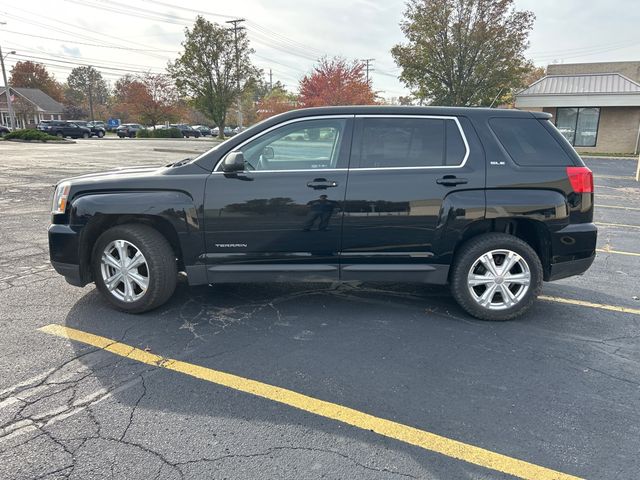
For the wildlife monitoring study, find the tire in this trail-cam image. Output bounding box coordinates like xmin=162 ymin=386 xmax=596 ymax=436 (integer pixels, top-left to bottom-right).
xmin=56 ymin=132 xmax=64 ymax=138
xmin=92 ymin=224 xmax=177 ymax=313
xmin=450 ymin=233 xmax=543 ymax=321
xmin=97 ymin=131 xmax=105 ymax=138
xmin=82 ymin=132 xmax=90 ymax=139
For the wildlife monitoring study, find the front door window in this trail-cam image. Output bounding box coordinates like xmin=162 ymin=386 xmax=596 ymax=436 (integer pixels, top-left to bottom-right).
xmin=237 ymin=119 xmax=347 ymax=171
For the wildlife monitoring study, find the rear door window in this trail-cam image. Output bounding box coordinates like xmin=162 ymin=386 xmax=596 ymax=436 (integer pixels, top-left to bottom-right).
xmin=489 ymin=118 xmax=573 ymax=166
xmin=355 ymin=117 xmax=466 ymax=168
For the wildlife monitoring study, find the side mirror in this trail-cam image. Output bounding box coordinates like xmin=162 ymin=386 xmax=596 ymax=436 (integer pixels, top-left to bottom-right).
xmin=262 ymin=146 xmax=275 ymax=160
xmin=222 ymin=151 xmax=246 ymax=172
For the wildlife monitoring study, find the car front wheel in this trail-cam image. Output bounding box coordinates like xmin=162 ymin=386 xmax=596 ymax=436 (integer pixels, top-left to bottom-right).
xmin=450 ymin=233 xmax=543 ymax=321
xmin=82 ymin=132 xmax=90 ymax=139
xmin=92 ymin=224 xmax=177 ymax=313
xmin=97 ymin=131 xmax=105 ymax=138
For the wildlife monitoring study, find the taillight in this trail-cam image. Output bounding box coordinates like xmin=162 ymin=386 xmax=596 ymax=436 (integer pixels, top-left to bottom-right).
xmin=566 ymin=166 xmax=593 ymax=193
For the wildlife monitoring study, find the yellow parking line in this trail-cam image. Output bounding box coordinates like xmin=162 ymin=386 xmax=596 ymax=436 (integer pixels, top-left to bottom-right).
xmin=596 ymin=204 xmax=640 ymax=211
xmin=594 ymin=174 xmax=635 ymax=180
xmin=540 ymin=296 xmax=640 ymax=315
xmin=595 ymin=222 xmax=640 ymax=230
xmin=597 ymin=248 xmax=640 ymax=257
xmin=38 ymin=324 xmax=583 ymax=480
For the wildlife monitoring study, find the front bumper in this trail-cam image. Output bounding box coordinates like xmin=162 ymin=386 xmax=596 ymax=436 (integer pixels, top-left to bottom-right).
xmin=49 ymin=224 xmax=89 ymax=287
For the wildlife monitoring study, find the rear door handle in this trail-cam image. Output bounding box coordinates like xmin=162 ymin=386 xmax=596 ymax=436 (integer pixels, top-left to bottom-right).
xmin=436 ymin=175 xmax=468 ymax=186
xmin=307 ymin=178 xmax=338 ymax=190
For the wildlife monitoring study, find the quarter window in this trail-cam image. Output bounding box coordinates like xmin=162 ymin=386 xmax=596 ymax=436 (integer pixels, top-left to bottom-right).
xmin=489 ymin=117 xmax=573 ymax=166
xmin=356 ymin=118 xmax=466 ymax=168
xmin=238 ymin=119 xmax=346 ymax=171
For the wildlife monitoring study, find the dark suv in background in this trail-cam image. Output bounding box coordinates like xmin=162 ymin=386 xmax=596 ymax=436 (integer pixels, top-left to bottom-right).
xmin=69 ymin=120 xmax=106 ymax=138
xmin=38 ymin=120 xmax=92 ymax=139
xmin=116 ymin=123 xmax=145 ymax=138
xmin=171 ymin=124 xmax=201 ymax=138
xmin=48 ymin=106 xmax=596 ymax=321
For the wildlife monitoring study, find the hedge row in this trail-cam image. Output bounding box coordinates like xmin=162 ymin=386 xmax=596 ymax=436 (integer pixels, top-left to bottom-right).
xmin=4 ymin=129 xmax=62 ymax=142
xmin=137 ymin=128 xmax=183 ymax=138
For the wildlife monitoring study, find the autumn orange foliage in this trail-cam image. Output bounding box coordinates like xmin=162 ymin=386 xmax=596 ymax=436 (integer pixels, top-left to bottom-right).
xmin=299 ymin=57 xmax=377 ymax=107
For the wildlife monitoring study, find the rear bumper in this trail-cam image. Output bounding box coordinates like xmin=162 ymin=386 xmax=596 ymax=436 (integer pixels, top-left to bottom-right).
xmin=547 ymin=254 xmax=596 ymax=281
xmin=547 ymin=222 xmax=597 ymax=281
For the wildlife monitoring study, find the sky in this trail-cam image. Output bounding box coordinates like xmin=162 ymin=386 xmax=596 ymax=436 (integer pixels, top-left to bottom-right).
xmin=1 ymin=0 xmax=639 ymax=99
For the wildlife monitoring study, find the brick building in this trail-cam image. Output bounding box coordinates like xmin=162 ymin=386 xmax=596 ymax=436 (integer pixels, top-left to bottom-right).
xmin=515 ymin=61 xmax=640 ymax=155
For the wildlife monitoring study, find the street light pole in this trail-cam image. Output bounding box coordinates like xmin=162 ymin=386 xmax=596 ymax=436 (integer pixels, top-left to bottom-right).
xmin=0 ymin=22 xmax=16 ymax=129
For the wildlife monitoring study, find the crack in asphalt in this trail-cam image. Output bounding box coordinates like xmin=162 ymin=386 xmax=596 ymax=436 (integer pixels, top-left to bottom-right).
xmin=174 ymin=445 xmax=418 ymax=479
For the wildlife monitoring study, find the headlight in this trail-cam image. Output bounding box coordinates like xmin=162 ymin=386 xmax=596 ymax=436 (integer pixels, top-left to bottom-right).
xmin=52 ymin=182 xmax=71 ymax=214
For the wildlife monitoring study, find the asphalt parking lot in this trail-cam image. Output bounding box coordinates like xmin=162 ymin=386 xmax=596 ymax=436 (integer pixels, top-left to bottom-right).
xmin=0 ymin=138 xmax=639 ymax=480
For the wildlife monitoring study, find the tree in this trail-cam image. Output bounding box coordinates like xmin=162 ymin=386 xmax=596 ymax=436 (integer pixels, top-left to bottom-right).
xmin=110 ymin=74 xmax=146 ymax=122
xmin=66 ymin=66 xmax=109 ymax=120
xmin=169 ymin=16 xmax=257 ymax=138
xmin=298 ymin=57 xmax=377 ymax=107
xmin=256 ymin=87 xmax=298 ymax=121
xmin=136 ymin=73 xmax=180 ymax=126
xmin=391 ymin=0 xmax=535 ymax=106
xmin=9 ymin=61 xmax=64 ymax=102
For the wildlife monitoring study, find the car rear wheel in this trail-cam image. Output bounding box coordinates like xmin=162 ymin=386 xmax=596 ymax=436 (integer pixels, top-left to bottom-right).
xmin=56 ymin=132 xmax=64 ymax=138
xmin=450 ymin=233 xmax=543 ymax=321
xmin=92 ymin=224 xmax=177 ymax=313
xmin=82 ymin=132 xmax=90 ymax=139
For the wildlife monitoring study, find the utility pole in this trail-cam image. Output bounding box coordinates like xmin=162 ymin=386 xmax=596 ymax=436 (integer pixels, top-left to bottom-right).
xmin=87 ymin=67 xmax=95 ymax=121
xmin=226 ymin=18 xmax=245 ymax=129
xmin=362 ymin=58 xmax=375 ymax=86
xmin=269 ymin=69 xmax=273 ymax=91
xmin=0 ymin=22 xmax=16 ymax=130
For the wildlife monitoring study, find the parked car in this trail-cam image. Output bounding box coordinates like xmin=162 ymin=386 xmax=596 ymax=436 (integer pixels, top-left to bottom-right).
xmin=191 ymin=125 xmax=211 ymax=136
xmin=0 ymin=125 xmax=10 ymax=137
xmin=211 ymin=126 xmax=234 ymax=137
xmin=69 ymin=120 xmax=106 ymax=138
xmin=116 ymin=124 xmax=145 ymax=138
xmin=37 ymin=120 xmax=91 ymax=139
xmin=48 ymin=106 xmax=596 ymax=320
xmin=89 ymin=121 xmax=107 ymax=130
xmin=170 ymin=124 xmax=201 ymax=138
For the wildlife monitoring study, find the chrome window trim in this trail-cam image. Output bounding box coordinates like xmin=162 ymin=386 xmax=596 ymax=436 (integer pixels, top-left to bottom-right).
xmin=213 ymin=113 xmax=471 ymax=173
xmin=213 ymin=115 xmax=354 ymax=172
xmin=352 ymin=114 xmax=470 ymax=170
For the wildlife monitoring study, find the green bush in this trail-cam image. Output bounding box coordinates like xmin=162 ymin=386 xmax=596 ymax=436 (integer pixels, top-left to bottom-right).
xmin=136 ymin=129 xmax=151 ymax=138
xmin=4 ymin=129 xmax=61 ymax=142
xmin=151 ymin=128 xmax=183 ymax=138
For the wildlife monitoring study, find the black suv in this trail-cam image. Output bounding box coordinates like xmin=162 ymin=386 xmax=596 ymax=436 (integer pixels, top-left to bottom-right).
xmin=171 ymin=124 xmax=202 ymax=138
xmin=116 ymin=123 xmax=145 ymax=138
xmin=38 ymin=120 xmax=92 ymax=139
xmin=69 ymin=120 xmax=106 ymax=138
xmin=48 ymin=107 xmax=596 ymax=320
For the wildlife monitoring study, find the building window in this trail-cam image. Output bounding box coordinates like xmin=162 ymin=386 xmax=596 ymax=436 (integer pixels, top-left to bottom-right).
xmin=556 ymin=107 xmax=600 ymax=147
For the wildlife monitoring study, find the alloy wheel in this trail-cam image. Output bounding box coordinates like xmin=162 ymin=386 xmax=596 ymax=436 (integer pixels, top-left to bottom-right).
xmin=100 ymin=239 xmax=149 ymax=303
xmin=467 ymin=249 xmax=531 ymax=311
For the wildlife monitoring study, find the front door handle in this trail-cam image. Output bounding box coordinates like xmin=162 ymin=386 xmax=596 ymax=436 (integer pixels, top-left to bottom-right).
xmin=436 ymin=175 xmax=468 ymax=186
xmin=307 ymin=178 xmax=338 ymax=190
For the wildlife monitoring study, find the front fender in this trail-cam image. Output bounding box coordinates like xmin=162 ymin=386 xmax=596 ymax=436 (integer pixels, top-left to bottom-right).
xmin=70 ymin=190 xmax=203 ymax=267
